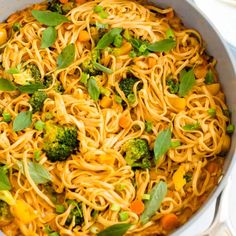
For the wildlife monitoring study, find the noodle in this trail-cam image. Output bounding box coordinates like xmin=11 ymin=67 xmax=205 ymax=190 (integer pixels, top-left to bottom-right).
xmin=0 ymin=0 xmax=232 ymax=235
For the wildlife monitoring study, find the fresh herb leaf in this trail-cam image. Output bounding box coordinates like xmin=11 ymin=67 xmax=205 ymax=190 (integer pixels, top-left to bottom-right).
xmin=92 ymin=62 xmax=113 ymax=74
xmin=57 ymin=43 xmax=75 ymax=69
xmin=96 ymin=28 xmax=123 ymax=49
xmin=147 ymin=39 xmax=176 ymax=53
xmin=178 ymin=69 xmax=196 ymax=97
xmin=183 ymin=122 xmax=200 ymax=131
xmin=18 ymin=83 xmax=44 ymax=94
xmin=13 ymin=111 xmax=32 ymax=132
xmin=0 ymin=166 xmax=12 ymax=190
xmin=97 ymin=223 xmax=132 ymax=236
xmin=87 ymin=77 xmax=100 ymax=101
xmin=28 ymin=162 xmax=51 ymax=185
xmin=32 ymin=10 xmax=70 ymax=26
xmin=140 ymin=181 xmax=167 ymax=224
xmin=205 ymin=69 xmax=214 ymax=85
xmin=0 ymin=78 xmax=17 ymax=91
xmin=154 ymin=128 xmax=172 ymax=164
xmin=41 ymin=26 xmax=57 ymax=48
xmin=166 ymin=28 xmax=175 ymax=39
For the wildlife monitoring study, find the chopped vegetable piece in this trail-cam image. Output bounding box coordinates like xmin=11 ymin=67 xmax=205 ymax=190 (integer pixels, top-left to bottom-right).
xmin=173 ymin=165 xmax=186 ymax=191
xmin=80 ymin=72 xmax=89 ymax=85
xmin=167 ymin=79 xmax=179 ymax=94
xmin=93 ymin=62 xmax=113 ymax=74
xmin=168 ymin=97 xmax=186 ymax=111
xmin=55 ymin=204 xmax=66 ymax=213
xmin=12 ymin=22 xmax=21 ymax=32
xmin=127 ymin=94 xmax=136 ymax=104
xmin=226 ymin=124 xmax=235 ymax=134
xmin=119 ymin=115 xmax=131 ymax=129
xmin=34 ymin=150 xmax=41 ymax=161
xmin=114 ymin=95 xmax=123 ymax=104
xmin=166 ymin=28 xmax=175 ymax=39
xmin=90 ymin=226 xmax=100 ymax=234
xmin=119 ymin=211 xmax=129 ymax=221
xmin=100 ymin=96 xmax=113 ymax=108
xmin=130 ymin=200 xmax=144 ymax=215
xmin=145 ymin=121 xmax=153 ymax=133
xmin=208 ymin=108 xmax=216 ymax=117
xmin=183 ymin=122 xmax=200 ymax=131
xmin=0 ymin=166 xmax=11 ymax=191
xmin=111 ymin=203 xmax=121 ymax=212
xmin=113 ymin=34 xmax=123 ymax=48
xmin=78 ymin=30 xmax=90 ymax=42
xmin=206 ymin=83 xmax=220 ymax=96
xmin=2 ymin=112 xmax=11 ymax=123
xmin=142 ymin=194 xmax=150 ymax=200
xmin=205 ymin=69 xmax=214 ymax=85
xmin=206 ymin=162 xmax=219 ymax=174
xmin=160 ymin=213 xmax=179 ymax=231
xmin=171 ymin=140 xmax=181 ymax=148
xmin=183 ymin=172 xmax=192 ymax=182
xmin=34 ymin=120 xmax=45 ymax=131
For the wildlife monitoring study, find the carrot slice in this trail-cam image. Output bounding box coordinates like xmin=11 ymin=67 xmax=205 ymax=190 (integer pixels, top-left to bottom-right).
xmin=78 ymin=30 xmax=90 ymax=42
xmin=130 ymin=200 xmax=145 ymax=215
xmin=161 ymin=213 xmax=179 ymax=231
xmin=119 ymin=115 xmax=131 ymax=129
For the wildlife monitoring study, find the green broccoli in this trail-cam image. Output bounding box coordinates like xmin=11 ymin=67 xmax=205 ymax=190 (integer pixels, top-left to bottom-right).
xmin=44 ymin=75 xmax=65 ymax=93
xmin=48 ymin=0 xmax=74 ymax=15
xmin=29 ymin=91 xmax=48 ymax=113
xmin=122 ymin=138 xmax=151 ymax=169
xmin=27 ymin=64 xmax=42 ymax=84
xmin=119 ymin=77 xmax=142 ymax=103
xmin=43 ymin=122 xmax=79 ymax=162
xmin=0 ymin=200 xmax=12 ymax=224
xmin=66 ymin=200 xmax=84 ymax=227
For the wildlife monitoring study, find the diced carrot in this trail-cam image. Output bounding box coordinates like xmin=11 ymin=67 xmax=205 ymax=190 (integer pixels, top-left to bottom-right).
xmin=147 ymin=57 xmax=156 ymax=69
xmin=206 ymin=162 xmax=219 ymax=174
xmin=75 ymin=0 xmax=87 ymax=4
xmin=98 ymin=153 xmax=115 ymax=165
xmin=59 ymin=0 xmax=68 ymax=3
xmin=119 ymin=115 xmax=131 ymax=129
xmin=100 ymin=96 xmax=113 ymax=108
xmin=160 ymin=213 xmax=179 ymax=231
xmin=130 ymin=200 xmax=145 ymax=215
xmin=166 ymin=10 xmax=174 ymax=19
xmin=78 ymin=30 xmax=90 ymax=42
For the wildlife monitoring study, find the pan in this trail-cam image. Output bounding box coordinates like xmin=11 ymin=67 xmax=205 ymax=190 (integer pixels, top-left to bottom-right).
xmin=0 ymin=0 xmax=235 ymax=235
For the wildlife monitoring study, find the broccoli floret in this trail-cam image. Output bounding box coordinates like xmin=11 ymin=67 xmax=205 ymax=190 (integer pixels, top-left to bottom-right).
xmin=27 ymin=64 xmax=42 ymax=84
xmin=119 ymin=77 xmax=142 ymax=98
xmin=122 ymin=138 xmax=151 ymax=169
xmin=66 ymin=200 xmax=84 ymax=227
xmin=29 ymin=91 xmax=48 ymax=113
xmin=43 ymin=122 xmax=79 ymax=162
xmin=81 ymin=49 xmax=100 ymax=76
xmin=0 ymin=200 xmax=12 ymax=224
xmin=48 ymin=0 xmax=74 ymax=15
xmin=44 ymin=75 xmax=65 ymax=93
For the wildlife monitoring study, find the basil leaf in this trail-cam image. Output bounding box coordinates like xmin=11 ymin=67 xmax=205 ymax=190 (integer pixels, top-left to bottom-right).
xmin=205 ymin=69 xmax=214 ymax=85
xmin=41 ymin=26 xmax=57 ymax=48
xmin=28 ymin=162 xmax=51 ymax=185
xmin=93 ymin=62 xmax=113 ymax=74
xmin=0 ymin=78 xmax=17 ymax=91
xmin=140 ymin=181 xmax=167 ymax=225
xmin=178 ymin=68 xmax=196 ymax=97
xmin=96 ymin=28 xmax=123 ymax=49
xmin=87 ymin=77 xmax=100 ymax=101
xmin=147 ymin=39 xmax=176 ymax=53
xmin=57 ymin=43 xmax=75 ymax=69
xmin=154 ymin=128 xmax=172 ymax=164
xmin=18 ymin=83 xmax=44 ymax=94
xmin=183 ymin=122 xmax=200 ymax=131
xmin=0 ymin=166 xmax=12 ymax=191
xmin=97 ymin=223 xmax=132 ymax=236
xmin=32 ymin=10 xmax=69 ymax=26
xmin=13 ymin=111 xmax=32 ymax=132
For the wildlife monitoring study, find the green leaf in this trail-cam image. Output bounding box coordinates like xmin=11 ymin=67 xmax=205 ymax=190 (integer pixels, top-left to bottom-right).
xmin=92 ymin=62 xmax=113 ymax=74
xmin=171 ymin=140 xmax=181 ymax=148
xmin=0 ymin=166 xmax=12 ymax=191
xmin=178 ymin=68 xmax=196 ymax=97
xmin=147 ymin=39 xmax=176 ymax=52
xmin=6 ymin=68 xmax=21 ymax=74
xmin=140 ymin=181 xmax=167 ymax=225
xmin=18 ymin=83 xmax=44 ymax=94
xmin=154 ymin=128 xmax=172 ymax=164
xmin=32 ymin=10 xmax=69 ymax=26
xmin=205 ymin=69 xmax=214 ymax=85
xmin=0 ymin=78 xmax=17 ymax=91
xmin=87 ymin=77 xmax=100 ymax=101
xmin=28 ymin=162 xmax=51 ymax=185
xmin=183 ymin=122 xmax=200 ymax=131
xmin=96 ymin=28 xmax=123 ymax=49
xmin=41 ymin=26 xmax=57 ymax=48
xmin=97 ymin=223 xmax=132 ymax=236
xmin=57 ymin=44 xmax=75 ymax=69
xmin=13 ymin=111 xmax=32 ymax=132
